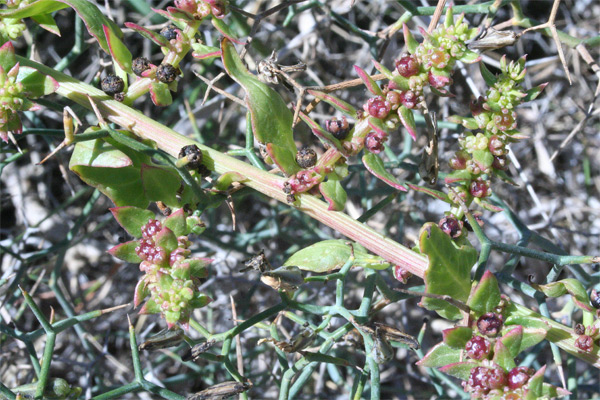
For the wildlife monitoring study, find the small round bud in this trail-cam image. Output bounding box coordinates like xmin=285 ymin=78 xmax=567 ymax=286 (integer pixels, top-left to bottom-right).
xmin=591 ymin=289 xmax=600 ymax=309
xmin=507 ymin=366 xmax=534 ymax=390
xmin=156 ymin=63 xmax=179 ymax=83
xmin=439 ymin=216 xmax=463 ymax=238
xmin=465 ymin=336 xmax=491 ymax=360
xmin=160 ymin=25 xmax=178 ymax=41
xmin=101 ymin=75 xmax=124 ymax=95
xmin=366 ymin=96 xmax=391 ymax=119
xmin=477 ymin=312 xmax=503 ymax=337
xmin=325 ymin=116 xmax=350 ymax=140
xmin=395 ymin=53 xmax=419 ymax=77
xmin=296 ymin=147 xmax=317 ymax=169
xmin=365 ymin=132 xmax=385 ymax=154
xmin=470 ymin=179 xmax=491 ymax=198
xmin=575 ymin=335 xmax=594 ymax=353
xmin=132 ymin=57 xmax=151 ymax=76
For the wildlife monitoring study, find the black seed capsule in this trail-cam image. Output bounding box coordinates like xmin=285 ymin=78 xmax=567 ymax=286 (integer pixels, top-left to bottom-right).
xmin=590 ymin=290 xmax=600 ymax=309
xmin=296 ymin=147 xmax=317 ymax=169
xmin=156 ymin=63 xmax=179 ymax=84
xmin=160 ymin=25 xmax=178 ymax=41
xmin=325 ymin=116 xmax=351 ymax=140
xmin=132 ymin=57 xmax=151 ymax=76
xmin=178 ymin=144 xmax=203 ymax=170
xmin=101 ymin=75 xmax=124 ymax=95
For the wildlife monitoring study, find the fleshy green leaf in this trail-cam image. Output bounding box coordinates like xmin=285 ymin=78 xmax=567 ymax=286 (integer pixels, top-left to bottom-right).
xmin=397 ymin=105 xmax=417 ymax=140
xmin=362 ymin=153 xmax=407 ymax=191
xmin=214 ymin=171 xmax=246 ymax=191
xmin=140 ymin=164 xmax=184 ymax=208
xmin=467 ymin=270 xmax=501 ymax=314
xmin=265 ymin=143 xmax=300 ymax=176
xmin=319 ymin=180 xmax=347 ymax=211
xmin=371 ymin=60 xmax=394 ymax=81
xmin=499 ymin=325 xmax=523 ymax=359
xmin=531 ymin=279 xmax=594 ymax=312
xmin=108 ymin=241 xmax=142 ymax=263
xmin=526 ymin=365 xmax=546 ymax=398
xmin=212 ymin=17 xmax=245 ymax=44
xmin=354 ymin=65 xmax=382 ymax=96
xmin=472 ymin=149 xmax=494 ymax=168
xmin=163 ymin=208 xmax=187 ymax=236
xmin=191 ymin=43 xmax=221 ymax=59
xmin=473 ymin=198 xmax=504 ymax=212
xmin=442 ymin=326 xmax=473 ymax=349
xmin=406 ymin=183 xmax=451 ymax=203
xmin=403 ymin=23 xmax=419 ymax=54
xmin=459 ymin=49 xmax=481 ymax=64
xmin=420 ymin=223 xmax=477 ymax=320
xmin=221 ymin=38 xmax=298 ymax=176
xmin=493 ymin=340 xmax=516 ymax=371
xmin=448 ymin=115 xmax=479 ymax=130
xmin=0 ymin=41 xmax=17 ymax=71
xmin=417 ymin=342 xmax=462 ymax=368
xmin=31 ymin=13 xmax=60 ymax=36
xmin=307 ymin=90 xmax=356 ymax=116
xmin=439 ymin=361 xmax=479 ymax=380
xmin=479 ymin=62 xmax=498 ymax=86
xmin=155 ymin=227 xmax=178 ymax=254
xmin=523 ymin=83 xmax=548 ymax=102
xmin=109 ymin=206 xmax=155 ymax=238
xmin=150 ymin=81 xmax=173 ymax=106
xmin=17 ymin=66 xmax=59 ymax=98
xmin=103 ymin=25 xmax=132 ymax=73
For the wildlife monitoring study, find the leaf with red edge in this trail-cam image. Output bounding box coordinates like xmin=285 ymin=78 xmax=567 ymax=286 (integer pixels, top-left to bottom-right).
xmin=134 ymin=279 xmax=150 ymax=308
xmin=214 ymin=171 xmax=246 ymax=191
xmin=474 ymin=198 xmax=504 ymax=212
xmin=155 ymin=227 xmax=178 ymax=254
xmin=531 ymin=279 xmax=594 ymax=312
xmin=362 ymin=153 xmax=407 ymax=191
xmin=0 ymin=42 xmax=16 ymax=71
xmin=525 ymin=365 xmax=546 ymax=399
xmin=493 ymin=340 xmax=516 ymax=371
xmin=307 ymin=90 xmax=356 ymax=116
xmin=524 ymin=83 xmax=548 ymax=102
xmin=265 ymin=143 xmax=299 ymax=177
xmin=371 ymin=60 xmax=394 ymax=80
xmin=17 ymin=66 xmax=59 ymax=98
xmin=298 ymin=112 xmax=348 ymax=157
xmin=31 ymin=13 xmax=60 ymax=36
xmin=403 ymin=23 xmax=419 ymax=54
xmin=467 ymin=270 xmax=501 ymax=314
xmin=417 ymin=342 xmax=462 ymax=368
xmin=191 ymin=43 xmax=221 ymax=59
xmin=124 ymin=22 xmax=171 ymax=48
xmin=141 ymin=164 xmax=184 ymax=207
xmin=319 ymin=180 xmax=347 ymax=211
xmin=438 ymin=361 xmax=479 ymax=380
xmin=407 ymin=183 xmax=451 ymax=203
xmin=442 ymin=326 xmax=473 ymax=349
xmin=103 ymin=25 xmax=132 ymax=73
xmin=150 ymin=81 xmax=173 ymax=106
xmin=151 ymin=7 xmax=191 ymax=23
xmin=212 ymin=17 xmax=245 ymax=44
xmin=110 ymin=206 xmax=155 ymax=238
xmin=108 ymin=240 xmax=142 ymax=263
xmin=354 ymin=65 xmax=382 ymax=96
xmin=459 ymin=49 xmax=481 ymax=64
xmin=163 ymin=208 xmax=187 ymax=236
xmin=367 ymin=117 xmax=390 ymax=136
xmin=397 ymin=105 xmax=417 ymax=140
xmin=498 ymin=325 xmax=524 ymax=359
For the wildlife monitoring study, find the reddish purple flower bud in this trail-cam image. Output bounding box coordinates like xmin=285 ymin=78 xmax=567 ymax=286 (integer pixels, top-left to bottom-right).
xmin=477 ymin=312 xmax=503 ymax=337
xmin=488 ymin=135 xmax=505 ymax=156
xmin=470 ymin=96 xmax=485 ymax=116
xmin=386 ymin=90 xmax=402 ymax=106
xmin=174 ymin=0 xmax=197 ymax=13
xmin=366 ymin=96 xmax=391 ymax=119
xmin=325 ymin=116 xmax=350 ymax=140
xmin=493 ymin=109 xmax=517 ymax=131
xmin=467 ymin=366 xmax=490 ymax=393
xmin=449 ymin=151 xmax=469 ymax=170
xmin=399 ymin=90 xmax=418 ymax=109
xmin=465 ymin=366 xmax=506 ymax=394
xmin=465 ymin=335 xmax=491 ymax=360
xmin=428 ymin=71 xmax=451 ymax=88
xmin=492 ymin=155 xmax=509 ymax=171
xmin=393 ymin=266 xmax=412 ymax=284
xmin=575 ymin=335 xmax=594 ymax=353
xmin=365 ymin=132 xmax=385 ymax=153
xmin=142 ymin=219 xmax=163 ymax=239
xmin=507 ymin=366 xmax=534 ymax=390
xmin=395 ymin=53 xmax=419 ymax=77
xmin=439 ymin=216 xmax=463 ymax=238
xmin=470 ymin=179 xmax=491 ymax=198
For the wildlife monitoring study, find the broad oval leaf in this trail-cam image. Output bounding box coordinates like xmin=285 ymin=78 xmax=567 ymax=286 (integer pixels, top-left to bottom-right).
xmin=442 ymin=326 xmax=473 ymax=349
xmin=108 ymin=241 xmax=142 ymax=263
xmin=284 ymin=240 xmax=356 ymax=273
xmin=420 ymin=223 xmax=477 ymax=320
xmin=319 ymin=180 xmax=347 ymax=211
xmin=416 ymin=342 xmax=462 ymax=368
xmin=109 ymin=206 xmax=155 ymax=238
xmin=397 ymin=105 xmax=417 ymax=140
xmin=362 ymin=153 xmax=407 ymax=191
xmin=221 ymin=38 xmax=298 ymax=176
xmin=467 ymin=270 xmax=501 ymax=314
xmin=439 ymin=361 xmax=478 ymax=380
xmin=140 ymin=164 xmax=183 ymax=208
xmin=17 ymin=66 xmax=59 ymax=98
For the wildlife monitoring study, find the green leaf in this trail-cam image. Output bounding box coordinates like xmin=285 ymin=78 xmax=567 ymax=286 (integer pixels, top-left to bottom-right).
xmin=420 ymin=223 xmax=477 ymax=320
xmin=442 ymin=326 xmax=473 ymax=349
xmin=298 ymin=112 xmax=348 ymax=156
xmin=284 ymin=240 xmax=388 ymax=273
xmin=307 ymin=90 xmax=356 ymax=116
xmin=459 ymin=49 xmax=481 ymax=64
xmin=109 ymin=206 xmax=155 ymax=238
xmin=319 ymin=180 xmax=347 ymax=211
xmin=265 ymin=143 xmax=300 ymax=177
xmin=103 ymin=24 xmax=132 ymax=73
xmin=417 ymin=342 xmax=462 ymax=368
xmin=211 ymin=17 xmax=245 ymax=44
xmin=439 ymin=361 xmax=479 ymax=380
xmin=371 ymin=60 xmax=394 ymax=80
xmin=214 ymin=171 xmax=246 ymax=191
xmin=31 ymin=13 xmax=60 ymax=36
xmin=354 ymin=65 xmax=382 ymax=96
xmin=108 ymin=241 xmax=142 ymax=263
xmin=531 ymin=279 xmax=594 ymax=312
xmin=301 ymin=351 xmax=351 ymax=366
xmin=150 ymin=81 xmax=173 ymax=106
xmin=17 ymin=66 xmax=59 ymax=98
xmin=448 ymin=115 xmax=479 ymax=130
xmin=472 ymin=149 xmax=493 ymax=168
xmin=499 ymin=325 xmax=523 ymax=359
xmin=397 ymin=105 xmax=417 ymax=140
xmin=362 ymin=153 xmax=407 ymax=191
xmin=155 ymin=227 xmax=178 ymax=254
xmin=140 ymin=164 xmax=183 ymax=208
xmin=403 ymin=23 xmax=419 ymax=54
xmin=191 ymin=43 xmax=221 ymax=60
xmin=69 ymin=139 xmax=149 ymax=208
xmin=479 ymin=62 xmax=498 ymax=86
xmin=523 ymin=83 xmax=548 ymax=102
xmin=221 ymin=38 xmax=299 ymax=176
xmin=467 ymin=270 xmax=501 ymax=314
xmin=526 ymin=365 xmax=546 ymax=398
xmin=163 ymin=208 xmax=187 ymax=236
xmin=124 ymin=22 xmax=171 ymax=48
xmin=0 ymin=41 xmax=17 ymax=71
xmin=444 ymin=169 xmax=472 ymax=184
xmin=406 ymin=183 xmax=451 ymax=203
xmin=492 ymin=340 xmax=515 ymax=371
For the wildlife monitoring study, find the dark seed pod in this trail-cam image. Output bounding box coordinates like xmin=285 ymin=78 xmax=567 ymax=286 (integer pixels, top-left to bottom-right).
xmin=114 ymin=92 xmax=125 ymax=102
xmin=101 ymin=75 xmax=124 ymax=95
xmin=590 ymin=289 xmax=600 ymax=309
xmin=325 ymin=116 xmax=350 ymax=140
xmin=132 ymin=57 xmax=151 ymax=76
xmin=296 ymin=147 xmax=317 ymax=169
xmin=156 ymin=63 xmax=179 ymax=83
xmin=178 ymin=144 xmax=203 ymax=170
xmin=476 ymin=312 xmax=503 ymax=337
xmin=160 ymin=25 xmax=178 ymax=41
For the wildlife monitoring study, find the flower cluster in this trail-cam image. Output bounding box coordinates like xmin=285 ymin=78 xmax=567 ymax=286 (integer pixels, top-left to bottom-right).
xmin=446 ymin=55 xmax=547 ymax=212
xmin=109 ymin=208 xmax=211 ymax=329
xmin=173 ymin=0 xmax=229 ymax=19
xmin=0 ymin=0 xmax=28 ymax=42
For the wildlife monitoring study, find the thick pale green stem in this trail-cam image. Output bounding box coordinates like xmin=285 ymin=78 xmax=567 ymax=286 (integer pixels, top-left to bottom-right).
xmin=17 ymin=56 xmax=429 ymax=278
